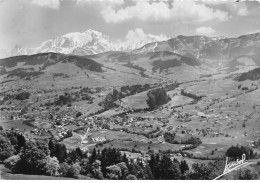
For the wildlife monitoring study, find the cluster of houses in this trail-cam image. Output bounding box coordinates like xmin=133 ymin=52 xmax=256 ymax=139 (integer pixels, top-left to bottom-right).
xmin=31 ymin=128 xmax=49 ymax=136
xmin=120 ymin=151 xmax=151 ymax=165
xmin=91 ymin=136 xmax=106 ymax=142
xmin=172 ymin=111 xmax=192 ymax=122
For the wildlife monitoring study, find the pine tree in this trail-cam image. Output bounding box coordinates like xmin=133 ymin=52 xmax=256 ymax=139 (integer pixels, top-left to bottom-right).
xmin=149 ymin=153 xmax=156 ymax=176
xmin=48 ymin=140 xmax=56 ymax=157
xmin=180 ymin=160 xmax=189 ymax=175
xmin=122 ymin=153 xmax=128 ymax=165
xmin=16 ymin=133 xmax=26 ymax=152
xmin=55 ymin=143 xmax=67 ymax=162
xmin=89 ymin=148 xmax=97 ymax=164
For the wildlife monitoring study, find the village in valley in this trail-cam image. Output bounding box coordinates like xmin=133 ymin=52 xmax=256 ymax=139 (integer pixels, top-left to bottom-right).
xmin=1 ymin=71 xmax=260 ymax=168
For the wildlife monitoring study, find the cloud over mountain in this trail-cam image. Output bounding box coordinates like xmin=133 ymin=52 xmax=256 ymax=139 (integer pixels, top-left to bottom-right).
xmin=196 ymin=27 xmax=216 ymax=35
xmin=125 ymin=28 xmax=168 ymax=43
xmin=101 ymin=1 xmax=230 ymax=23
xmin=1 ymin=0 xmax=259 ymax=50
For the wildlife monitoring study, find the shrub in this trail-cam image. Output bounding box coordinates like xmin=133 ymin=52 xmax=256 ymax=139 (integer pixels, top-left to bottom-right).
xmin=67 ymin=163 xmax=81 ymax=178
xmin=55 ymin=93 xmax=72 ymax=106
xmin=189 ymin=163 xmax=218 ymax=180
xmin=106 ymin=165 xmax=122 ymax=180
xmin=126 ymin=174 xmax=137 ymax=180
xmin=41 ymin=156 xmax=60 ymax=176
xmin=4 ymin=155 xmax=20 ymax=173
xmin=0 ymin=134 xmax=15 ymax=161
xmin=15 ymin=92 xmax=30 ymax=100
xmin=76 ymin=112 xmax=82 ymax=118
xmin=237 ymin=168 xmax=258 ymax=180
xmin=59 ymin=162 xmax=70 ymax=177
xmin=92 ymin=160 xmax=104 ymax=179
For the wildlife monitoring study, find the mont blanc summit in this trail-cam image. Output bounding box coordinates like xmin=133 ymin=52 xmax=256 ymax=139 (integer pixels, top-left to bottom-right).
xmin=0 ymin=29 xmax=169 ymax=58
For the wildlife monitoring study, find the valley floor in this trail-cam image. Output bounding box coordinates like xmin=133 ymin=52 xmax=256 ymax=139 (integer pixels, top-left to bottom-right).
xmin=1 ymin=71 xmax=260 ymax=180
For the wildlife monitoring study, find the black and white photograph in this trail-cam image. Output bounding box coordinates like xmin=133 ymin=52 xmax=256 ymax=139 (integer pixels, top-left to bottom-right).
xmin=0 ymin=0 xmax=260 ymax=180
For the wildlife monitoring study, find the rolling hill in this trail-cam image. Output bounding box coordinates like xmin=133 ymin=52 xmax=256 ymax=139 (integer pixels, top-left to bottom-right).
xmin=0 ymin=49 xmax=211 ymax=90
xmin=0 ymin=52 xmax=103 ymax=79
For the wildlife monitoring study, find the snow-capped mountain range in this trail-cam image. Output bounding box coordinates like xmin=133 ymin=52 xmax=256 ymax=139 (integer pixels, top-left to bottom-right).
xmin=1 ymin=29 xmax=260 ymax=61
xmin=0 ymin=29 xmax=169 ymax=58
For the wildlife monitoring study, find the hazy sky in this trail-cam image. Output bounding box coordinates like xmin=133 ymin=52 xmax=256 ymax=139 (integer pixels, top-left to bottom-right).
xmin=0 ymin=0 xmax=260 ymax=49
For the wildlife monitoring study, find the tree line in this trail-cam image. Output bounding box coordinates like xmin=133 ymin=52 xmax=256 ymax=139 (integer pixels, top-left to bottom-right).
xmin=180 ymin=89 xmax=204 ymax=101
xmin=0 ymin=129 xmax=258 ymax=180
xmin=235 ymin=67 xmax=260 ymax=81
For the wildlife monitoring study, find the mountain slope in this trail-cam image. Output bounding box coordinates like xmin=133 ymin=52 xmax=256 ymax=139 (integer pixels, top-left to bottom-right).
xmin=84 ymin=50 xmax=210 ymax=82
xmin=0 ymin=52 xmax=103 ymax=79
xmin=224 ymin=53 xmax=260 ymax=73
xmin=133 ymin=33 xmax=260 ymax=61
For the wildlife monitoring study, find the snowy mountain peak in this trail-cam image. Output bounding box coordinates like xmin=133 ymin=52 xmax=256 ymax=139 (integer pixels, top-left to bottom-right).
xmin=0 ymin=29 xmax=169 ymax=58
xmin=83 ymin=29 xmax=103 ymax=37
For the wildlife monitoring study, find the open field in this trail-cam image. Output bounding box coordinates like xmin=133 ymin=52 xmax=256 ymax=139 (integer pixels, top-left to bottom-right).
xmin=121 ymin=91 xmax=149 ymax=109
xmin=0 ymin=119 xmax=34 ymax=132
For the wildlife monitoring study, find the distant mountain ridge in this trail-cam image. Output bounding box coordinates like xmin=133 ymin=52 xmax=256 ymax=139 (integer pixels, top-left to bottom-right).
xmin=0 ymin=29 xmax=168 ymax=58
xmin=1 ymin=30 xmax=259 ymax=65
xmin=134 ymin=33 xmax=260 ymax=61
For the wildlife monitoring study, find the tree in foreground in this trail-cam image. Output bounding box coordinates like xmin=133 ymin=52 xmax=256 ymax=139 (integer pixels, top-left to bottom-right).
xmin=189 ymin=162 xmax=219 ymax=180
xmin=0 ymin=134 xmax=15 ymax=161
xmin=59 ymin=162 xmax=70 ymax=177
xmin=16 ymin=140 xmax=50 ymax=175
xmin=67 ymin=162 xmax=81 ymax=178
xmin=4 ymin=155 xmax=20 ymax=173
xmin=41 ymin=156 xmax=60 ymax=176
xmin=91 ymin=160 xmax=104 ymax=179
xmin=106 ymin=164 xmax=122 ymax=180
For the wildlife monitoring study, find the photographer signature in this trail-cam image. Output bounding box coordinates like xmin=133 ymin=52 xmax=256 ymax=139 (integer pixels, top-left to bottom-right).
xmin=213 ymin=153 xmax=253 ymax=180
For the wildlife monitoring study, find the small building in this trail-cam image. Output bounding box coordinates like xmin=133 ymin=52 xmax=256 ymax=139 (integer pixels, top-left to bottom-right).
xmin=92 ymin=136 xmax=106 ymax=142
